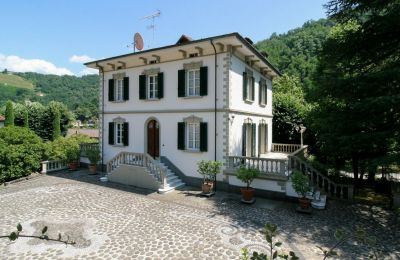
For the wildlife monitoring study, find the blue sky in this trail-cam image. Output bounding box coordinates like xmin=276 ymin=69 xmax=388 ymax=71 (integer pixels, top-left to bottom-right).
xmin=0 ymin=0 xmax=328 ymax=76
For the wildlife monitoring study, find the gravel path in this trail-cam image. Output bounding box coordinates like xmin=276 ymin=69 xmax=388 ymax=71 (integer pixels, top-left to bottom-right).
xmin=0 ymin=170 xmax=398 ymax=259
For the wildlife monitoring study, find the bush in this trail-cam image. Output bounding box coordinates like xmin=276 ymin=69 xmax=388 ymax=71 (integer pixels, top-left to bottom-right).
xmin=291 ymin=170 xmax=311 ymax=198
xmin=86 ymin=146 xmax=100 ymax=164
xmin=0 ymin=126 xmax=45 ymax=183
xmin=197 ymin=160 xmax=223 ymax=182
xmin=45 ymin=134 xmax=95 ymax=161
xmin=236 ymin=166 xmax=260 ymax=189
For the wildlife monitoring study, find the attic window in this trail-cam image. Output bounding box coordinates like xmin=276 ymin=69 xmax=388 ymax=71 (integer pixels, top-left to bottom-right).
xmin=176 ymin=35 xmax=193 ymax=45
xmin=149 ymin=60 xmax=158 ymax=64
xmin=189 ymin=53 xmax=199 ymax=58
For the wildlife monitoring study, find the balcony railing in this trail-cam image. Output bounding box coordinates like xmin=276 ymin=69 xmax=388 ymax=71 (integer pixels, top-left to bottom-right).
xmin=227 ymin=156 xmax=288 ymax=176
xmin=272 ymin=143 xmax=301 ymax=154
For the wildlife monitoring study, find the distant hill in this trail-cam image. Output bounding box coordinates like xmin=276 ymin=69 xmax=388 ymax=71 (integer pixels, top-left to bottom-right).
xmin=0 ymin=72 xmax=99 ymax=121
xmin=255 ymin=19 xmax=334 ymax=91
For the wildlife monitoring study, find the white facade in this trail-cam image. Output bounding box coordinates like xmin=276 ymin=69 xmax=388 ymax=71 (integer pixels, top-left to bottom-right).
xmin=86 ymin=33 xmax=279 ymax=180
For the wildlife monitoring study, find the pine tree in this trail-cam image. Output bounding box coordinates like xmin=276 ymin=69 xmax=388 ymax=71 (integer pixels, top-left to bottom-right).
xmin=4 ymin=101 xmax=14 ymax=127
xmin=52 ymin=109 xmax=61 ymax=140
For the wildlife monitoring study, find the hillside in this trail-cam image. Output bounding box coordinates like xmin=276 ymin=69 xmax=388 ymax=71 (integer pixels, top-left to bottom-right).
xmin=0 ymin=72 xmax=99 ymax=121
xmin=255 ymin=19 xmax=334 ymax=91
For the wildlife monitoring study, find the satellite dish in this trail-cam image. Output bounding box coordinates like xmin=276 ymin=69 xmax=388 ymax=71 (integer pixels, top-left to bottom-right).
xmin=134 ymin=33 xmax=144 ymax=51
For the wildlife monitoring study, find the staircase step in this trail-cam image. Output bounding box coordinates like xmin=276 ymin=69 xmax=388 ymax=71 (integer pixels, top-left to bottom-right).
xmin=158 ymin=181 xmax=185 ymax=194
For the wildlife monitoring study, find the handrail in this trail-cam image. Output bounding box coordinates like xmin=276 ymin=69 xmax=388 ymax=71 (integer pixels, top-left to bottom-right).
xmin=288 ymin=154 xmax=354 ymax=200
xmin=106 ymin=152 xmax=167 ymax=189
xmin=227 ymin=155 xmax=288 ymax=176
xmin=272 ymin=143 xmax=301 ymax=154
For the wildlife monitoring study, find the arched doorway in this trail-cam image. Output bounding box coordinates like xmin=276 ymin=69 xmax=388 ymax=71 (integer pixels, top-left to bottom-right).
xmin=147 ymin=119 xmax=159 ymax=158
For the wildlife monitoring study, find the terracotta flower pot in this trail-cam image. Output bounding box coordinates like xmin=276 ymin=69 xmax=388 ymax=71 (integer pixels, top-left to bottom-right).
xmin=299 ymin=197 xmax=311 ymax=209
xmin=88 ymin=164 xmax=97 ymax=175
xmin=240 ymin=187 xmax=255 ymax=201
xmin=202 ymin=181 xmax=214 ymax=194
xmin=68 ymin=162 xmax=78 ymax=171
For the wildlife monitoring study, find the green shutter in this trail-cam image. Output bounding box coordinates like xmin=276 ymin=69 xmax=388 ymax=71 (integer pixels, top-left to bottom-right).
xmin=123 ymin=77 xmax=129 ymax=101
xmin=200 ymin=66 xmax=208 ymax=96
xmin=258 ymin=80 xmax=262 ymax=105
xmin=265 ymin=83 xmax=268 ymax=105
xmin=108 ymin=79 xmax=114 ymax=101
xmin=242 ymin=123 xmax=247 ymax=156
xmin=251 ymin=123 xmax=256 ymax=157
xmin=258 ymin=124 xmax=261 ymax=154
xmin=242 ymin=72 xmax=247 ymax=100
xmin=178 ymin=69 xmax=186 ymax=97
xmin=177 ymin=122 xmax=185 ymax=150
xmin=123 ymin=122 xmax=129 ymax=146
xmin=251 ymin=77 xmax=255 ymax=101
xmin=109 ymin=122 xmax=115 ymax=145
xmin=139 ymin=74 xmax=146 ymax=100
xmin=200 ymin=122 xmax=208 ymax=152
xmin=157 ymin=72 xmax=164 ymax=99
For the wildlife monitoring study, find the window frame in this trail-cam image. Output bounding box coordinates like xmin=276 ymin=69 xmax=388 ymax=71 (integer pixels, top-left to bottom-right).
xmin=115 ymin=78 xmax=124 ymax=101
xmin=147 ymin=74 xmax=159 ymax=100
xmin=246 ymin=75 xmax=254 ymax=101
xmin=186 ymin=122 xmax=200 ymax=151
xmin=260 ymin=81 xmax=267 ymax=105
xmin=186 ymin=69 xmax=200 ymax=97
xmin=115 ymin=122 xmax=124 ymax=145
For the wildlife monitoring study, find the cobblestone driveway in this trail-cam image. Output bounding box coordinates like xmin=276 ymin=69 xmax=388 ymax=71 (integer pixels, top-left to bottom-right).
xmin=0 ymin=170 xmax=398 ymax=259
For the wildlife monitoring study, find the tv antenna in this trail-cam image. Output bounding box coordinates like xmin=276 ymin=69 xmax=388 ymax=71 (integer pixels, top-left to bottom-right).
xmin=141 ymin=10 xmax=161 ymax=47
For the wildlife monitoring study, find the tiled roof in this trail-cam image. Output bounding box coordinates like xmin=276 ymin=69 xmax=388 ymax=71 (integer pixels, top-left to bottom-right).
xmin=0 ymin=115 xmax=5 ymax=121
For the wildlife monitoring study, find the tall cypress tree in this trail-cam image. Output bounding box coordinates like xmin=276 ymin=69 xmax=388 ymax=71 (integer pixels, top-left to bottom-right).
xmin=52 ymin=109 xmax=61 ymax=140
xmin=23 ymin=110 xmax=29 ymax=128
xmin=4 ymin=101 xmax=14 ymax=127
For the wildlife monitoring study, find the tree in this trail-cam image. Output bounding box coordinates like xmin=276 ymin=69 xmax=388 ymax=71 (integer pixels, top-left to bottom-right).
xmin=4 ymin=101 xmax=14 ymax=126
xmin=52 ymin=109 xmax=61 ymax=140
xmin=23 ymin=109 xmax=29 ymax=128
xmin=309 ymin=0 xmax=400 ymax=183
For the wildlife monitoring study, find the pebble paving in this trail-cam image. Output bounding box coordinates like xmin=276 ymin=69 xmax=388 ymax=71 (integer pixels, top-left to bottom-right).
xmin=0 ymin=170 xmax=398 ymax=259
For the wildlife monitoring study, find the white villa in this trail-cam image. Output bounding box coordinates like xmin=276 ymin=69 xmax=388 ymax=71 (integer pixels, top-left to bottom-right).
xmin=84 ymin=33 xmax=334 ymax=199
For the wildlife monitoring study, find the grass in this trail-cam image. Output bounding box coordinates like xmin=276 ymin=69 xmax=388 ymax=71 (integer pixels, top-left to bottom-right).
xmin=0 ymin=74 xmax=34 ymax=90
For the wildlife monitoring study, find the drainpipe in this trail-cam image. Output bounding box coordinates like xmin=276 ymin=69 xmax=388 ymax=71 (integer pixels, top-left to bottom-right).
xmin=210 ymin=39 xmax=217 ymax=191
xmin=96 ymin=62 xmax=105 ymax=172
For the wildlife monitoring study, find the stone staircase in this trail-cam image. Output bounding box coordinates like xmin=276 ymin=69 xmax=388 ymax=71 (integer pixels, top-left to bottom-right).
xmin=157 ymin=162 xmax=185 ymax=193
xmin=106 ymin=152 xmax=185 ymax=194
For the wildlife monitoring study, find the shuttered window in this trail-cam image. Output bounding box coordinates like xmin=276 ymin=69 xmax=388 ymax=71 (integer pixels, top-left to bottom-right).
xmin=177 ymin=121 xmax=207 ymax=152
xmin=148 ymin=74 xmax=158 ymax=99
xmin=109 ymin=121 xmax=129 ymax=146
xmin=259 ymin=80 xmax=267 ymax=105
xmin=187 ymin=122 xmax=200 ymax=150
xmin=109 ymin=77 xmax=129 ymax=102
xmin=178 ymin=66 xmax=208 ymax=97
xmin=243 ymin=72 xmax=254 ymax=101
xmin=187 ymin=69 xmax=200 ymax=96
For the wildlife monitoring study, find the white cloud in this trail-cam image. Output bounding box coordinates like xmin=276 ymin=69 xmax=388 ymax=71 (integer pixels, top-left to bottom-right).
xmin=79 ymin=68 xmax=98 ymax=76
xmin=69 ymin=55 xmax=95 ymax=63
xmin=0 ymin=53 xmax=74 ymax=76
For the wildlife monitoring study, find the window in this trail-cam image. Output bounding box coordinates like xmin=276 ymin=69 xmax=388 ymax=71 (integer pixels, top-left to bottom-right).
xmin=259 ymin=80 xmax=267 ymax=105
xmin=187 ymin=69 xmax=200 ymax=96
xmin=115 ymin=79 xmax=123 ymax=101
xmin=147 ymin=74 xmax=158 ymax=99
xmin=243 ymin=72 xmax=255 ymax=101
xmin=115 ymin=122 xmax=123 ymax=145
xmin=187 ymin=122 xmax=200 ymax=150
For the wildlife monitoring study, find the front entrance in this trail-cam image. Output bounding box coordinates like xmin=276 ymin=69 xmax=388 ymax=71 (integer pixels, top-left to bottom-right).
xmin=147 ymin=119 xmax=159 ymax=158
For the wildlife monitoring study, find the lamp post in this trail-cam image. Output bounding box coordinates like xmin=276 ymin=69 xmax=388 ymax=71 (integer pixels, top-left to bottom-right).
xmin=296 ymin=125 xmax=306 ymax=147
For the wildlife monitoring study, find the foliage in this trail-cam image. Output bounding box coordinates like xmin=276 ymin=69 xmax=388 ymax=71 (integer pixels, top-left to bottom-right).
xmin=23 ymin=109 xmax=29 ymax=128
xmin=0 ymin=223 xmax=75 ymax=246
xmin=197 ymin=160 xmax=223 ymax=182
xmin=291 ymin=170 xmax=311 ymax=198
xmin=272 ymin=74 xmax=310 ymax=143
xmin=236 ymin=166 xmax=260 ymax=189
xmin=86 ymin=145 xmax=101 ymax=165
xmin=0 ymin=126 xmax=45 ymax=183
xmin=241 ymin=223 xmax=298 ymax=260
xmin=4 ymin=100 xmax=14 ymax=126
xmin=308 ymin=0 xmax=400 ymax=183
xmin=52 ymin=109 xmax=61 ymax=140
xmin=45 ymin=134 xmax=94 ymax=161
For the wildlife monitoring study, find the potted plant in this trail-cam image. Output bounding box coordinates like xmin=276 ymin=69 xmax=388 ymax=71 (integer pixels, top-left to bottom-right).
xmin=291 ymin=170 xmax=312 ymax=209
xmin=65 ymin=142 xmax=80 ymax=171
xmin=86 ymin=146 xmax=100 ymax=174
xmin=197 ymin=160 xmax=223 ymax=194
xmin=236 ymin=166 xmax=260 ymax=202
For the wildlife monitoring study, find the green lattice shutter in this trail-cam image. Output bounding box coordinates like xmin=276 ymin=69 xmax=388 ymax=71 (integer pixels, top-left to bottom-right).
xmin=108 ymin=79 xmax=114 ymax=101
xmin=251 ymin=77 xmax=255 ymax=101
xmin=123 ymin=77 xmax=129 ymax=101
xmin=177 ymin=122 xmax=185 ymax=150
xmin=242 ymin=123 xmax=247 ymax=156
xmin=178 ymin=69 xmax=186 ymax=97
xmin=251 ymin=123 xmax=256 ymax=156
xmin=242 ymin=72 xmax=247 ymax=100
xmin=200 ymin=66 xmax=208 ymax=96
xmin=109 ymin=122 xmax=115 ymax=145
xmin=139 ymin=74 xmax=146 ymax=100
xmin=259 ymin=80 xmax=262 ymax=105
xmin=157 ymin=72 xmax=164 ymax=99
xmin=200 ymin=122 xmax=208 ymax=152
xmin=122 ymin=122 xmax=129 ymax=146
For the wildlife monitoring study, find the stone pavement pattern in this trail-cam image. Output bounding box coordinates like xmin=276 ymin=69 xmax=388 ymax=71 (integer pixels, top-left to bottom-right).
xmin=0 ymin=170 xmax=398 ymax=259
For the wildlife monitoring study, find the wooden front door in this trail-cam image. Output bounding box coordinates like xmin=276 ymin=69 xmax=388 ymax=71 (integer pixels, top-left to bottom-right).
xmin=147 ymin=120 xmax=159 ymax=158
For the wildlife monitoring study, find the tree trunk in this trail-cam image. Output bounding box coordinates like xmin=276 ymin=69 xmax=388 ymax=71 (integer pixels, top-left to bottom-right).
xmin=368 ymin=163 xmax=377 ymax=183
xmin=352 ymin=153 xmax=359 ymax=186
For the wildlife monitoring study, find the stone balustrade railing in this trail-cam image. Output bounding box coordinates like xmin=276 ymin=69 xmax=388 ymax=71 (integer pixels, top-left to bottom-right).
xmin=227 ymin=156 xmax=288 ymax=176
xmin=288 ymin=154 xmax=354 ymax=200
xmin=41 ymin=160 xmax=68 ymax=174
xmin=272 ymin=143 xmax=301 ymax=154
xmin=106 ymin=152 xmax=167 ymax=189
xmin=80 ymin=143 xmax=99 ymax=157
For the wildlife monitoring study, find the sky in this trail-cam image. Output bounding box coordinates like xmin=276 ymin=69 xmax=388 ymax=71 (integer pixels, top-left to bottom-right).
xmin=0 ymin=0 xmax=328 ymax=76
